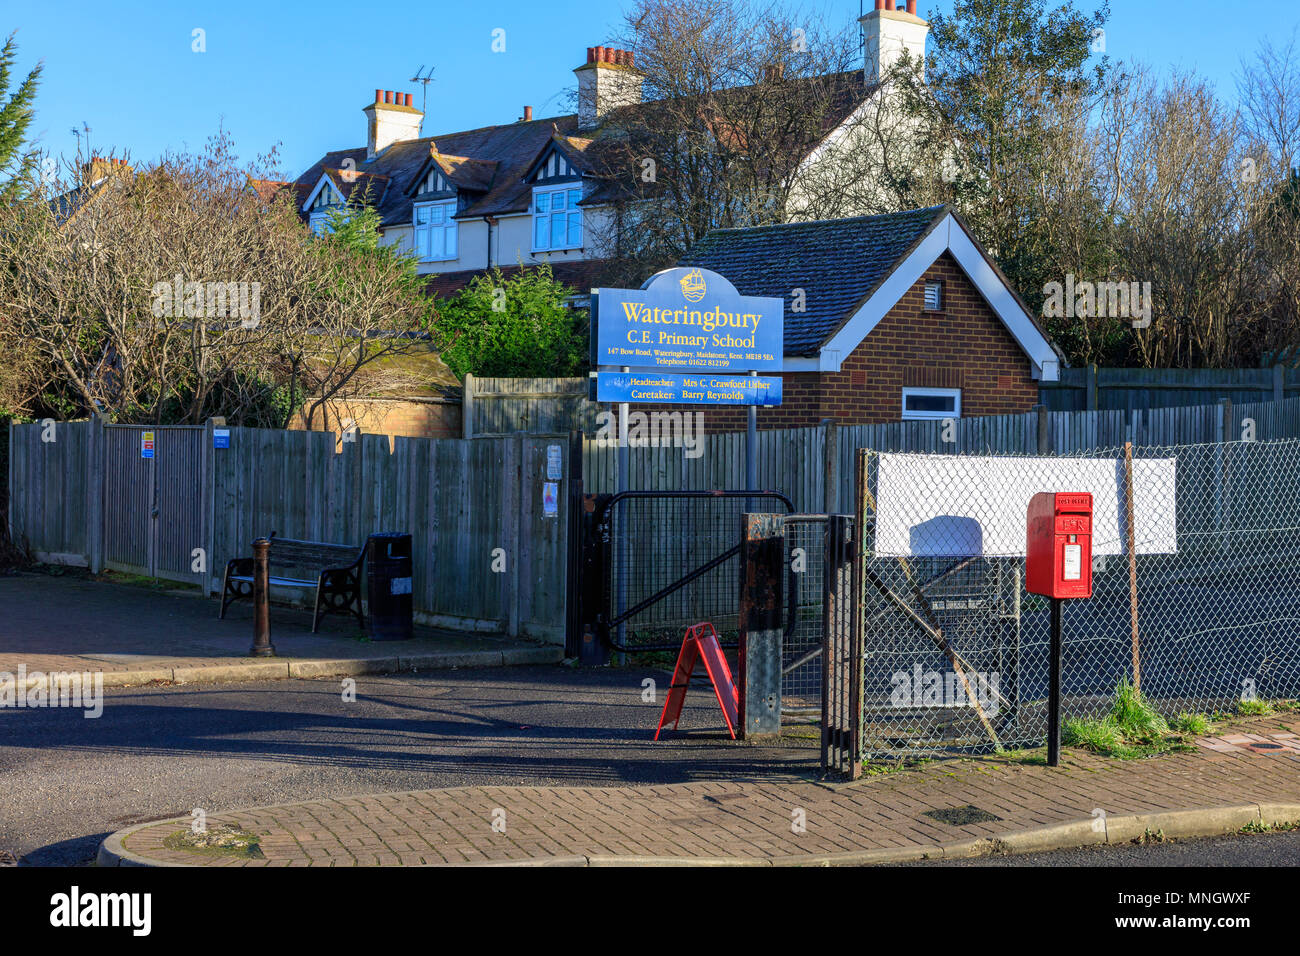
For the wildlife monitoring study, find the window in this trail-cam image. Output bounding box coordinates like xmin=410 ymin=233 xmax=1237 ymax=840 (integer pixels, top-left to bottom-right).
xmin=307 ymin=181 xmax=344 ymax=235
xmin=901 ymin=387 xmax=961 ymax=421
xmin=309 ymin=211 xmax=335 ymax=236
xmin=414 ymin=200 xmax=458 ymax=262
xmin=532 ymin=184 xmax=583 ymax=251
xmin=923 ymin=281 xmax=944 ymax=311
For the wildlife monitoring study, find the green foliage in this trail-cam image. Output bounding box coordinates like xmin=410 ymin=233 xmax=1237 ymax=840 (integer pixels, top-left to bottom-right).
xmin=0 ymin=30 xmax=43 ymax=203
xmin=1063 ymin=716 xmax=1127 ymax=755
xmin=434 ymin=264 xmax=588 ymax=378
xmin=1064 ymin=680 xmax=1210 ymax=759
xmin=1110 ymin=678 xmax=1168 ymax=739
xmin=1168 ymin=712 xmax=1211 ymax=735
xmin=1237 ymin=698 xmax=1274 ymax=716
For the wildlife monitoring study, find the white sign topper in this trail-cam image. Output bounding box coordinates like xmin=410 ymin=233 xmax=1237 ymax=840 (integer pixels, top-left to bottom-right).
xmin=872 ymin=453 xmax=1177 ymax=557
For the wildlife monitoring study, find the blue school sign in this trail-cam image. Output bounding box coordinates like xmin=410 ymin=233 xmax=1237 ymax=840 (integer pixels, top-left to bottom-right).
xmin=593 ymin=267 xmax=783 ymax=375
xmin=595 ymin=371 xmax=783 ymax=405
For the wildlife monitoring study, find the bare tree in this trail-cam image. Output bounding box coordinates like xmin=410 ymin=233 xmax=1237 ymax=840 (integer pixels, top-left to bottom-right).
xmin=587 ymin=0 xmax=863 ymax=281
xmin=0 ymin=132 xmax=434 ymax=427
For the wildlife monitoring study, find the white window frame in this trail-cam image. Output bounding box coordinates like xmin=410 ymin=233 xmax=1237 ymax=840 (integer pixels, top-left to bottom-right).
xmin=413 ymin=199 xmax=459 ymax=262
xmin=901 ymin=386 xmax=961 ymax=421
xmin=531 ymin=183 xmax=583 ymax=253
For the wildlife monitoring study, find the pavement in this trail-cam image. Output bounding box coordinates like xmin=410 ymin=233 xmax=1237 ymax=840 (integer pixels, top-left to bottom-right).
xmin=99 ymin=710 xmax=1300 ymax=867
xmin=0 ymin=572 xmax=560 ymax=687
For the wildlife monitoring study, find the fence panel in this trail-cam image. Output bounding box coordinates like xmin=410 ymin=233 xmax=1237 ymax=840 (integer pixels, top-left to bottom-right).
xmin=7 ymin=420 xmax=94 ymax=565
xmin=856 ymin=439 xmax=1300 ymax=758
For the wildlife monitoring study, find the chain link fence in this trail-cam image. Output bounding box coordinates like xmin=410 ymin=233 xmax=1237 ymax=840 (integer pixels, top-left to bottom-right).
xmin=859 ymin=438 xmax=1300 ymax=757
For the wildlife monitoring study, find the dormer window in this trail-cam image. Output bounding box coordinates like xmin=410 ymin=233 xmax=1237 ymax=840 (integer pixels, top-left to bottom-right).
xmin=418 ymin=168 xmax=452 ymax=195
xmin=307 ymin=180 xmax=345 ymax=235
xmin=532 ymin=184 xmax=583 ymax=252
xmin=414 ymin=200 xmax=458 ymax=262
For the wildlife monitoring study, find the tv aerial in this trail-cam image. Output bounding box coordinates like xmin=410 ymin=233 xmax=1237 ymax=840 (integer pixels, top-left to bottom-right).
xmin=409 ymin=65 xmax=436 ymax=113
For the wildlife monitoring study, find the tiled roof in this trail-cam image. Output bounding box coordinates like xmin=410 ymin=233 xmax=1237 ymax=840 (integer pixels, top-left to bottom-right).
xmin=293 ymin=70 xmax=872 ymax=228
xmin=425 ymin=259 xmax=607 ymax=298
xmin=429 ymin=151 xmax=498 ymax=193
xmin=294 ymin=115 xmax=583 ymax=227
xmin=677 ymin=206 xmax=948 ymax=355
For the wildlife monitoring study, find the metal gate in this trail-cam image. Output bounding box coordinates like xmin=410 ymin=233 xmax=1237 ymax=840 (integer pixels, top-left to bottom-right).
xmin=576 ymin=490 xmax=794 ymax=654
xmin=736 ymin=511 xmax=862 ymax=777
xmin=102 ymin=425 xmax=208 ymax=584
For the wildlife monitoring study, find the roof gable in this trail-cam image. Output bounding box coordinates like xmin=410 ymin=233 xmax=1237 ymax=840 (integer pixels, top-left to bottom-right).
xmin=678 ymin=207 xmax=1061 ymax=380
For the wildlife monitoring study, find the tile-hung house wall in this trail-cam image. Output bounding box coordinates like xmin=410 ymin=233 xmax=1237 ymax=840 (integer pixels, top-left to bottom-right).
xmin=278 ymin=4 xmax=936 ymax=294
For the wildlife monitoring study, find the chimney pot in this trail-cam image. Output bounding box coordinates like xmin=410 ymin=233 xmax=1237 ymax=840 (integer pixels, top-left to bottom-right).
xmin=604 ymin=48 xmax=615 ymax=63
xmin=875 ymin=0 xmax=884 ymax=8
xmin=587 ymin=46 xmax=595 ymax=63
xmin=523 ymin=105 xmax=533 ymax=121
xmin=404 ymin=93 xmax=412 ymax=107
xmin=884 ymin=0 xmax=895 ymax=9
xmin=626 ymin=51 xmax=635 ymax=67
xmin=594 ymin=45 xmax=606 ymax=63
xmin=375 ymin=88 xmax=383 ymax=103
xmin=906 ymin=0 xmax=917 ymax=12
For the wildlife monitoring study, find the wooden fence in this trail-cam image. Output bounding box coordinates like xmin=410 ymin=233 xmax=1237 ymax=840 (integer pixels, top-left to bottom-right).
xmin=464 ymin=368 xmax=1300 ymax=435
xmin=7 ymin=421 xmax=572 ymax=643
xmin=463 ymin=375 xmax=598 ymax=437
xmin=1039 ymin=365 xmax=1300 ymax=412
xmin=12 ymin=395 xmax=1300 ymax=642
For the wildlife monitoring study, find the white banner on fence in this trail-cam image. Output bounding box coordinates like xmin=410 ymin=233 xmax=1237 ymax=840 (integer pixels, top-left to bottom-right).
xmin=873 ymin=453 xmax=1178 ymax=557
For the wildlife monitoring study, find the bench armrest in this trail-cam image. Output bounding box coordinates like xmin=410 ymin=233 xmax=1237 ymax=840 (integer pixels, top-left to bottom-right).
xmin=225 ymin=556 xmax=255 ymax=576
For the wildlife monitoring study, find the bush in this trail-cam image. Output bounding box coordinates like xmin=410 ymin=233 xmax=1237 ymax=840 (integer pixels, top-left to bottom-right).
xmin=434 ymin=264 xmax=587 ymax=378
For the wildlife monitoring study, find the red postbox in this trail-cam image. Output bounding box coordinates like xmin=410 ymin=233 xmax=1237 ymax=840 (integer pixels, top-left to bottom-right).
xmin=1026 ymin=492 xmax=1093 ymax=599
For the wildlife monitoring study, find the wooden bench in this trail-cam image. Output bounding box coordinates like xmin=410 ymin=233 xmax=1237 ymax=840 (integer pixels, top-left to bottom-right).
xmin=220 ymin=532 xmax=365 ymax=633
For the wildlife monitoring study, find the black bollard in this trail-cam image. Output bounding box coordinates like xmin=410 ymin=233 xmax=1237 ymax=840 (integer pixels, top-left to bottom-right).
xmin=249 ymin=538 xmax=276 ymax=657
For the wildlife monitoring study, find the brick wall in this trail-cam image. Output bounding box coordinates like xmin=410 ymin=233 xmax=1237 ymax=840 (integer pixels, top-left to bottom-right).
xmin=291 ymin=397 xmax=463 ymax=442
xmin=637 ymin=251 xmax=1040 ymax=431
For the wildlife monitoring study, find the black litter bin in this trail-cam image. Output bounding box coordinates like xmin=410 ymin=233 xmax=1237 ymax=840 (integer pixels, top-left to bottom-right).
xmin=366 ymin=532 xmax=413 ymax=641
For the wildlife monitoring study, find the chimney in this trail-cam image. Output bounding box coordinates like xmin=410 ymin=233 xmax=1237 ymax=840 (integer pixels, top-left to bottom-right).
xmin=522 ymin=105 xmax=533 ymax=121
xmin=575 ymin=45 xmax=643 ymax=130
xmin=85 ymin=155 xmax=132 ymax=185
xmin=859 ymin=1 xmax=928 ymax=85
xmin=363 ymin=88 xmax=424 ymax=159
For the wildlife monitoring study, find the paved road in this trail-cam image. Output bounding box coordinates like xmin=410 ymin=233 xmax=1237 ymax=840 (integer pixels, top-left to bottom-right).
xmin=0 ymin=665 xmax=815 ymax=865
xmin=903 ymin=828 xmax=1300 ymax=866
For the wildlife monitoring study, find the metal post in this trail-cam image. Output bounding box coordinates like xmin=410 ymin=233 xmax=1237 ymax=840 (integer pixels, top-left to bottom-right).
xmin=250 ymin=538 xmax=275 ymax=657
xmin=1047 ymin=596 xmax=1062 ymax=767
xmin=739 ymin=512 xmax=784 ymax=740
xmin=822 ymin=513 xmax=861 ymax=778
xmin=615 ymin=370 xmax=630 ymax=664
xmin=746 ymin=371 xmax=758 ymax=508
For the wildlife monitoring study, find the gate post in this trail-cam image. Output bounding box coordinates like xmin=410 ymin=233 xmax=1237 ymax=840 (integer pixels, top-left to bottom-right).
xmin=739 ymin=513 xmax=784 ymax=740
xmin=821 ymin=513 xmax=862 ymax=779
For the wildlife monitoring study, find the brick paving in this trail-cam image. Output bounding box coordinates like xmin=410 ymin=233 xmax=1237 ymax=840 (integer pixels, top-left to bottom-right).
xmin=110 ymin=711 xmax=1300 ymax=866
xmin=0 ymin=573 xmax=555 ymax=685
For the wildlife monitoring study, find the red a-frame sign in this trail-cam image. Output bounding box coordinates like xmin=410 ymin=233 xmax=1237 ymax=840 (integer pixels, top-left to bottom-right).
xmin=654 ymin=622 xmax=739 ymax=740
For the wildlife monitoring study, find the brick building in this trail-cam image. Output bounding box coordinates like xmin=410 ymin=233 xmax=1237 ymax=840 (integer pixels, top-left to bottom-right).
xmin=664 ymin=205 xmax=1062 ymax=429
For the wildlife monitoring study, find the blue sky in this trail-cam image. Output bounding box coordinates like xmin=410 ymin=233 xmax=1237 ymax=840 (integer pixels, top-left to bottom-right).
xmin=8 ymin=0 xmax=1299 ymax=179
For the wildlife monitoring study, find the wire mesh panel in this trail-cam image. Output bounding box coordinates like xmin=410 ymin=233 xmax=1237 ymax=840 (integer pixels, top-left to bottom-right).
xmin=602 ymin=491 xmax=792 ymax=651
xmin=783 ymin=517 xmax=827 ymax=715
xmin=857 ymin=439 xmax=1300 ymax=758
